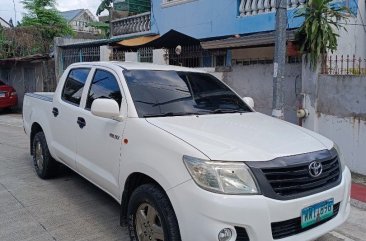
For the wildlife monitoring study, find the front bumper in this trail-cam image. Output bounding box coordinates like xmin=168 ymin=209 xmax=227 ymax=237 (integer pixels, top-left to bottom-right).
xmin=167 ymin=167 xmax=351 ymax=241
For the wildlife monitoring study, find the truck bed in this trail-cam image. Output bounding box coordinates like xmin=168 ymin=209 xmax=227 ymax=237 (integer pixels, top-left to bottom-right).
xmin=25 ymin=92 xmax=54 ymax=102
xmin=23 ymin=92 xmax=55 ymax=138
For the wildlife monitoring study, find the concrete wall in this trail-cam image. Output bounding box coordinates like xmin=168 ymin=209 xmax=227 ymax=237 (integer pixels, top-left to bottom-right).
xmin=223 ymin=63 xmax=302 ymax=124
xmin=0 ymin=60 xmax=56 ymax=109
xmin=302 ymin=66 xmax=366 ymax=175
xmin=100 ymin=46 xmax=112 ymax=61
xmin=333 ymin=0 xmax=365 ymax=59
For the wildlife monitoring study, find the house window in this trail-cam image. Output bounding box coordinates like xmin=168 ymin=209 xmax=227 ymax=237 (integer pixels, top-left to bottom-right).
xmin=162 ymin=0 xmax=198 ymax=7
xmin=214 ymin=54 xmax=226 ymax=67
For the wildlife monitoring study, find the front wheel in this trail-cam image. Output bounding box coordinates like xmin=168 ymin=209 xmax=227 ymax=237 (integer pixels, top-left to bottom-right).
xmin=32 ymin=132 xmax=57 ymax=179
xmin=127 ymin=184 xmax=181 ymax=241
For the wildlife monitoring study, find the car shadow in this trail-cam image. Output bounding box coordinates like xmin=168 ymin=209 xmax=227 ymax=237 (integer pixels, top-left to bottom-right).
xmin=0 ymin=108 xmax=20 ymax=115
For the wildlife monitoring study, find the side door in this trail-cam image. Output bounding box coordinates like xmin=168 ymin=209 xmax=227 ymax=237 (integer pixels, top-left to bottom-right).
xmin=76 ymin=67 xmax=127 ymax=198
xmin=51 ymin=68 xmax=91 ymax=170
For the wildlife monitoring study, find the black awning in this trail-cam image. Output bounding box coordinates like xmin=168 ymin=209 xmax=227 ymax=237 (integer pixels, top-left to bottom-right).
xmin=143 ymin=29 xmax=200 ymax=48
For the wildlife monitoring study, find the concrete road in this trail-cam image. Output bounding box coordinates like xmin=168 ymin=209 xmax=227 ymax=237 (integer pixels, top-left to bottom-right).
xmin=0 ymin=113 xmax=365 ymax=241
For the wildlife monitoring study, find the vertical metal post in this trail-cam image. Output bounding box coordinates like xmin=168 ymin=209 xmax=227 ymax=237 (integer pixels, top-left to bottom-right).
xmin=61 ymin=50 xmax=64 ymax=73
xmin=109 ymin=7 xmax=113 ymax=38
xmin=79 ymin=48 xmax=83 ymax=62
xmin=272 ymin=0 xmax=287 ymax=119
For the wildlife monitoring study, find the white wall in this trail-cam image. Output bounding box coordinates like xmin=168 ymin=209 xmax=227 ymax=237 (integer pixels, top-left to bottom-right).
xmin=125 ymin=52 xmax=138 ymax=62
xmin=302 ymin=64 xmax=366 ymax=175
xmin=100 ymin=46 xmax=112 ymax=61
xmin=334 ymin=0 xmax=366 ymax=59
xmin=153 ymin=49 xmax=168 ymax=65
xmin=224 ymin=63 xmax=302 ymax=124
xmin=317 ymin=115 xmax=366 ymax=175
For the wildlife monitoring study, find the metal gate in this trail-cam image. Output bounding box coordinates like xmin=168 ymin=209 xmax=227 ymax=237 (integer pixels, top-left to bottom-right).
xmin=61 ymin=46 xmax=100 ymax=70
xmin=167 ymin=45 xmax=227 ymax=68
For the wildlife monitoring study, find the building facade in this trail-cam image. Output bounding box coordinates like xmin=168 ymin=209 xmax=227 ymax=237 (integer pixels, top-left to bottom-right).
xmin=54 ymin=0 xmax=366 ymax=176
xmin=60 ymin=9 xmax=101 ymax=36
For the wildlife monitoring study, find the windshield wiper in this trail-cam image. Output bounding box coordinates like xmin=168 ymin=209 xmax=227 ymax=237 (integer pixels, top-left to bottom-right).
xmin=211 ymin=108 xmax=246 ymax=114
xmin=143 ymin=111 xmax=207 ymax=118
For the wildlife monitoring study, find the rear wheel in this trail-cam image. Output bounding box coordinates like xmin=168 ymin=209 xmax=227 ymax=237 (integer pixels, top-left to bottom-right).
xmin=127 ymin=184 xmax=181 ymax=241
xmin=32 ymin=132 xmax=57 ymax=179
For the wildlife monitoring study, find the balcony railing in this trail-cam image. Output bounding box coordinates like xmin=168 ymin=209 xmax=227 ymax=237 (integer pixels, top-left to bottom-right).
xmin=111 ymin=12 xmax=151 ymax=37
xmin=239 ymin=0 xmax=306 ymax=16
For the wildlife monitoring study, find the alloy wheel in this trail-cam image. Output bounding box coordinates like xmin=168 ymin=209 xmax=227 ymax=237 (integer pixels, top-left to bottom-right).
xmin=35 ymin=141 xmax=44 ymax=171
xmin=135 ymin=203 xmax=165 ymax=241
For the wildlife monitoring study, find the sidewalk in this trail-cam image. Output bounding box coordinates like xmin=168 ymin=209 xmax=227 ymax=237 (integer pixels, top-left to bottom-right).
xmin=351 ymin=172 xmax=366 ymax=203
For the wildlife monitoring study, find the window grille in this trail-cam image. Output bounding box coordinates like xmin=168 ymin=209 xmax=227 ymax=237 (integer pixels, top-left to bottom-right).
xmin=61 ymin=46 xmax=100 ymax=70
xmin=138 ymin=47 xmax=153 ymax=63
xmin=167 ymin=45 xmax=227 ymax=68
xmin=110 ymin=48 xmax=127 ymax=61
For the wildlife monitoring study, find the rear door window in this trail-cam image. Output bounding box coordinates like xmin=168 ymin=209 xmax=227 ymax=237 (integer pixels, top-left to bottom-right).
xmin=85 ymin=69 xmax=122 ymax=110
xmin=62 ymin=68 xmax=90 ymax=105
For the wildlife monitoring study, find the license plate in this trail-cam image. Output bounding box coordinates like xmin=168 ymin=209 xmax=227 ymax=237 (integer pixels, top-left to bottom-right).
xmin=301 ymin=198 xmax=334 ymax=228
xmin=0 ymin=92 xmax=5 ymax=98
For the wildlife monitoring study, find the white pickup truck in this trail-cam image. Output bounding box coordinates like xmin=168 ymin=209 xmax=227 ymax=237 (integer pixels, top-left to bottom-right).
xmin=23 ymin=62 xmax=351 ymax=241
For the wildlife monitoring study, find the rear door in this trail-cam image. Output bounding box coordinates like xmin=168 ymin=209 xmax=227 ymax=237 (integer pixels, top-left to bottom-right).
xmin=75 ymin=67 xmax=127 ymax=198
xmin=51 ymin=68 xmax=91 ymax=170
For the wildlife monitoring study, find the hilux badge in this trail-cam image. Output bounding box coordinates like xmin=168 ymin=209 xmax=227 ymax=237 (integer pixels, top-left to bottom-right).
xmin=308 ymin=161 xmax=323 ymax=178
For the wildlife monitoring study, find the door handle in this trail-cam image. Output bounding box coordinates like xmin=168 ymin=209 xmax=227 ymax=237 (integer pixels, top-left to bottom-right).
xmin=77 ymin=117 xmax=86 ymax=129
xmin=52 ymin=107 xmax=59 ymax=117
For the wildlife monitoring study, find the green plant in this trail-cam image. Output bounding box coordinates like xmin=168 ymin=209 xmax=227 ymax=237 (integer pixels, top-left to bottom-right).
xmin=21 ymin=0 xmax=73 ymax=46
xmin=96 ymin=0 xmax=113 ymax=16
xmin=87 ymin=21 xmax=110 ymax=38
xmin=0 ymin=26 xmax=46 ymax=59
xmin=295 ymin=0 xmax=349 ymax=68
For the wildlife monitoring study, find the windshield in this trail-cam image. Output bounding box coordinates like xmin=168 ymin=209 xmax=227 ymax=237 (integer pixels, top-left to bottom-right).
xmin=0 ymin=80 xmax=5 ymax=86
xmin=124 ymin=70 xmax=252 ymax=118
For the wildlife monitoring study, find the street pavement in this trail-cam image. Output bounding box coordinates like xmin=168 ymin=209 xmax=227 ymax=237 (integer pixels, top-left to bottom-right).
xmin=0 ymin=112 xmax=365 ymax=241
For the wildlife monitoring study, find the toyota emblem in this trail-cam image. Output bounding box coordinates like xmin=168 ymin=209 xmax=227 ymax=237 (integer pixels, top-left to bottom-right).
xmin=308 ymin=161 xmax=323 ymax=178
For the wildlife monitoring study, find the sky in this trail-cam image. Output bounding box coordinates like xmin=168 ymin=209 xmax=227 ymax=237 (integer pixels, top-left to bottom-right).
xmin=0 ymin=0 xmax=107 ymax=24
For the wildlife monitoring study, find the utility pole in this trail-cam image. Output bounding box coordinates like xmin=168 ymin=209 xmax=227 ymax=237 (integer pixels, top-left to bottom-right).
xmin=272 ymin=0 xmax=287 ymax=119
xmin=108 ymin=6 xmax=113 ymax=38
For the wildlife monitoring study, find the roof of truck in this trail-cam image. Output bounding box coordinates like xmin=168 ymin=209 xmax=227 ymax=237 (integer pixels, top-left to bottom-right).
xmin=72 ymin=61 xmax=207 ymax=73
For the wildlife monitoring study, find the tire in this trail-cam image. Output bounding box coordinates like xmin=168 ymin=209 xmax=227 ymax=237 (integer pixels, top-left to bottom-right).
xmin=127 ymin=184 xmax=181 ymax=241
xmin=32 ymin=132 xmax=57 ymax=179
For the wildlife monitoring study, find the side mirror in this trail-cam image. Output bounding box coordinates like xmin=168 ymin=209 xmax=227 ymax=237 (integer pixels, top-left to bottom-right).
xmin=91 ymin=99 xmax=123 ymax=121
xmin=243 ymin=97 xmax=254 ymax=109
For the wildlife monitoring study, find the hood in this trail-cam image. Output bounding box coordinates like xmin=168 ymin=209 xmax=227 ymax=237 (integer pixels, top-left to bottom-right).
xmin=146 ymin=112 xmax=333 ymax=162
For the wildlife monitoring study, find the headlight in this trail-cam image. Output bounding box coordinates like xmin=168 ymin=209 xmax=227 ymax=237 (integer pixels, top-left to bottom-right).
xmin=183 ymin=155 xmax=259 ymax=194
xmin=333 ymin=143 xmax=346 ymax=171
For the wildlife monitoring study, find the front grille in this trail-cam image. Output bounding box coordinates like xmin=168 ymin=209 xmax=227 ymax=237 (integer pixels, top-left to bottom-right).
xmin=235 ymin=227 xmax=250 ymax=241
xmin=246 ymin=148 xmax=342 ymax=200
xmin=261 ymin=156 xmax=341 ymax=197
xmin=271 ymin=203 xmax=340 ymax=239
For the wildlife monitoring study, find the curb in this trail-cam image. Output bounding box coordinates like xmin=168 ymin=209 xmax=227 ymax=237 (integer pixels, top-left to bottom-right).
xmin=351 ymin=183 xmax=366 ymax=203
xmin=350 ymin=199 xmax=366 ymax=210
